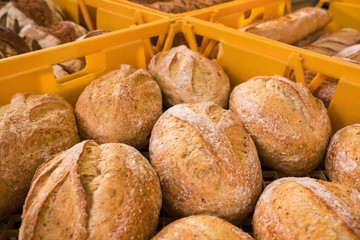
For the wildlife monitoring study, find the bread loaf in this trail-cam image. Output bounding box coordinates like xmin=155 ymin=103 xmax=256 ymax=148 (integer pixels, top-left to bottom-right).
xmin=19 ymin=21 xmax=87 ymax=50
xmin=75 ymin=64 xmax=162 ymax=149
xmin=152 ymin=215 xmax=254 ymax=240
xmin=0 ymin=0 xmax=64 ymax=33
xmin=325 ymin=124 xmax=360 ymax=192
xmin=253 ymin=177 xmax=360 ymax=239
xmin=19 ymin=140 xmax=162 ymax=240
xmin=240 ymin=7 xmax=332 ymax=44
xmin=303 ymin=28 xmax=360 ymax=56
xmin=0 ymin=26 xmax=30 ymax=58
xmin=0 ymin=93 xmax=80 ymax=220
xmin=336 ymin=44 xmax=360 ymax=64
xmin=148 ymin=45 xmax=230 ymax=108
xmin=149 ymin=101 xmax=263 ymax=224
xmin=229 ymin=75 xmax=332 ymax=176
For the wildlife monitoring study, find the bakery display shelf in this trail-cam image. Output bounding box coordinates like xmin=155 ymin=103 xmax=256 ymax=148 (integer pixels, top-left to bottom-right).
xmin=0 ymin=166 xmax=329 ymax=239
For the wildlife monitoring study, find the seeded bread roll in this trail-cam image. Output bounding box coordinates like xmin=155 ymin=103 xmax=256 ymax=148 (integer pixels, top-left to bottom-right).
xmin=0 ymin=93 xmax=80 ymax=220
xmin=148 ymin=45 xmax=230 ymax=108
xmin=240 ymin=7 xmax=332 ymax=44
xmin=152 ymin=215 xmax=254 ymax=240
xmin=75 ymin=64 xmax=162 ymax=149
xmin=325 ymin=124 xmax=360 ymax=192
xmin=19 ymin=140 xmax=162 ymax=240
xmin=149 ymin=101 xmax=263 ymax=224
xmin=229 ymin=75 xmax=332 ymax=176
xmin=253 ymin=177 xmax=360 ymax=239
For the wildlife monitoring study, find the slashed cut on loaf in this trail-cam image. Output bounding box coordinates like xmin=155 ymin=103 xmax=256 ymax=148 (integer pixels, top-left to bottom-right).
xmin=229 ymin=75 xmax=332 ymax=176
xmin=253 ymin=177 xmax=360 ymax=239
xmin=19 ymin=140 xmax=162 ymax=240
xmin=152 ymin=215 xmax=254 ymax=240
xmin=0 ymin=93 xmax=80 ymax=220
xmin=148 ymin=45 xmax=230 ymax=108
xmin=149 ymin=101 xmax=262 ymax=224
xmin=75 ymin=64 xmax=162 ymax=149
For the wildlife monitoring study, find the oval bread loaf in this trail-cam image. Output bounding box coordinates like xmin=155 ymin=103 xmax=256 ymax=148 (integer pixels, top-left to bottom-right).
xmin=240 ymin=7 xmax=332 ymax=44
xmin=253 ymin=177 xmax=360 ymax=239
xmin=149 ymin=101 xmax=262 ymax=224
xmin=0 ymin=93 xmax=80 ymax=220
xmin=19 ymin=140 xmax=162 ymax=240
xmin=325 ymin=124 xmax=360 ymax=192
xmin=148 ymin=45 xmax=230 ymax=108
xmin=152 ymin=215 xmax=254 ymax=240
xmin=75 ymin=64 xmax=163 ymax=149
xmin=229 ymin=75 xmax=332 ymax=176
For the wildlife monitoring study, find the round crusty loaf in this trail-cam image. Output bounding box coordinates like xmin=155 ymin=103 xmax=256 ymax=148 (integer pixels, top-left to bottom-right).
xmin=0 ymin=93 xmax=80 ymax=220
xmin=19 ymin=140 xmax=162 ymax=240
xmin=229 ymin=75 xmax=332 ymax=176
xmin=325 ymin=124 xmax=360 ymax=192
xmin=152 ymin=215 xmax=254 ymax=240
xmin=75 ymin=64 xmax=162 ymax=149
xmin=149 ymin=101 xmax=263 ymax=224
xmin=253 ymin=177 xmax=360 ymax=239
xmin=148 ymin=45 xmax=230 ymax=108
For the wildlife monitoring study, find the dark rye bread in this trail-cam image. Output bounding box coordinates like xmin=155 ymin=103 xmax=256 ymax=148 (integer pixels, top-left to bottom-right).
xmin=0 ymin=93 xmax=80 ymax=220
xmin=253 ymin=177 xmax=360 ymax=239
xmin=149 ymin=101 xmax=262 ymax=224
xmin=152 ymin=215 xmax=254 ymax=240
xmin=19 ymin=140 xmax=162 ymax=240
xmin=229 ymin=75 xmax=332 ymax=176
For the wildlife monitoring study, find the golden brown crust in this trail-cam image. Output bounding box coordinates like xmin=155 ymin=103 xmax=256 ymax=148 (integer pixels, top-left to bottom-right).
xmin=240 ymin=7 xmax=332 ymax=44
xmin=253 ymin=177 xmax=360 ymax=239
xmin=19 ymin=140 xmax=162 ymax=240
xmin=336 ymin=44 xmax=360 ymax=64
xmin=75 ymin=64 xmax=163 ymax=149
xmin=148 ymin=45 xmax=230 ymax=108
xmin=325 ymin=124 xmax=360 ymax=192
xmin=229 ymin=75 xmax=332 ymax=176
xmin=0 ymin=93 xmax=80 ymax=220
xmin=303 ymin=28 xmax=360 ymax=56
xmin=152 ymin=215 xmax=254 ymax=240
xmin=149 ymin=102 xmax=262 ymax=224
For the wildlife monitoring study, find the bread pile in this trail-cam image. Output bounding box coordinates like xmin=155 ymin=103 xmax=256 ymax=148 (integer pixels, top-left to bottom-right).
xmin=128 ymin=0 xmax=232 ymax=13
xmin=0 ymin=0 xmax=110 ymax=78
xmin=240 ymin=7 xmax=360 ymax=108
xmin=1 ymin=34 xmax=360 ymax=239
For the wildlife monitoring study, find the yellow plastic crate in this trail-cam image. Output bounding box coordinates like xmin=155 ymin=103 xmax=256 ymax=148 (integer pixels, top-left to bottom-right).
xmin=188 ymin=0 xmax=360 ymax=31
xmin=53 ymin=0 xmax=166 ymax=31
xmin=109 ymin=0 xmax=250 ymax=17
xmin=0 ymin=17 xmax=359 ymax=132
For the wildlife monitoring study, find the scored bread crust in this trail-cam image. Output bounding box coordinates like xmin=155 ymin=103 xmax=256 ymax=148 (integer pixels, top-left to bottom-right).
xmin=229 ymin=75 xmax=332 ymax=176
xmin=0 ymin=93 xmax=80 ymax=220
xmin=75 ymin=64 xmax=163 ymax=149
xmin=325 ymin=124 xmax=360 ymax=192
xmin=240 ymin=7 xmax=332 ymax=44
xmin=152 ymin=215 xmax=254 ymax=240
xmin=148 ymin=45 xmax=230 ymax=108
xmin=19 ymin=140 xmax=162 ymax=240
xmin=149 ymin=101 xmax=262 ymax=225
xmin=253 ymin=177 xmax=360 ymax=239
